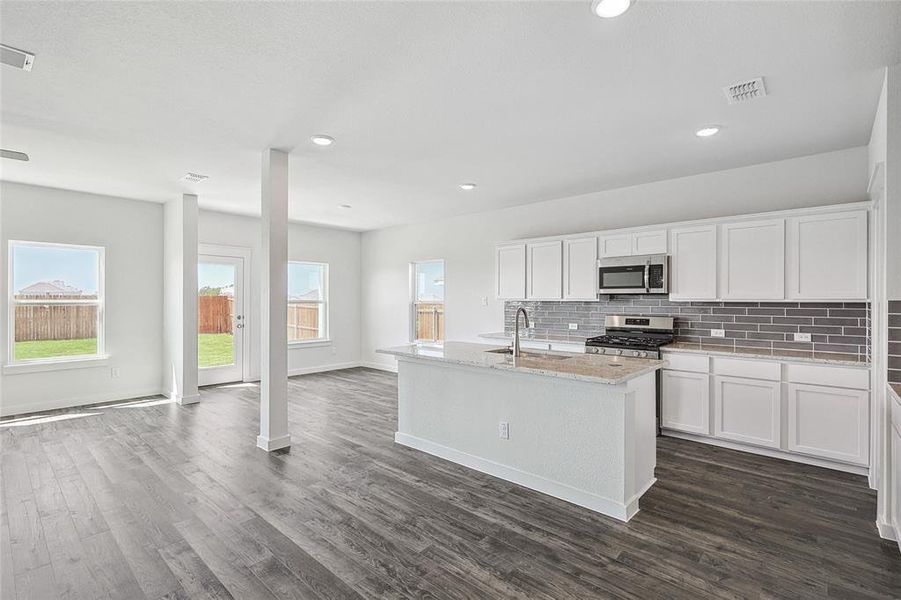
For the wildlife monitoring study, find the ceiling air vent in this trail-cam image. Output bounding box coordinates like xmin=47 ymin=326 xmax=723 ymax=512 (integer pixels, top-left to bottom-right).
xmin=723 ymin=77 xmax=767 ymax=105
xmin=1 ymin=44 xmax=34 ymax=71
xmin=182 ymin=172 xmax=209 ymax=183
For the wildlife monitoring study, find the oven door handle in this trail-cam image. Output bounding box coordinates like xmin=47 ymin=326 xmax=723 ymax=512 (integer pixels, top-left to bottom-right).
xmin=644 ymin=260 xmax=651 ymax=293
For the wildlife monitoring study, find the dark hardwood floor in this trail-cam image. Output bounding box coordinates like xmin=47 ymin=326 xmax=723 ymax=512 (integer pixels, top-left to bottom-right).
xmin=2 ymin=367 xmax=899 ymax=599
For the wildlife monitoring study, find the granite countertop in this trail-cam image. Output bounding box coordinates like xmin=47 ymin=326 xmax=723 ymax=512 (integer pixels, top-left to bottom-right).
xmin=662 ymin=342 xmax=870 ymax=367
xmin=478 ymin=331 xmax=589 ymax=344
xmin=376 ymin=341 xmax=663 ymax=385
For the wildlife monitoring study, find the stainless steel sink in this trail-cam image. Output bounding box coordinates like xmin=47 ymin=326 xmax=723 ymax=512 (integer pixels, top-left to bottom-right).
xmin=485 ymin=348 xmax=571 ymax=360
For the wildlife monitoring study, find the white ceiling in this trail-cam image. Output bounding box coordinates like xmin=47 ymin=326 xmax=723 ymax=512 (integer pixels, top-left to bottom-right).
xmin=1 ymin=1 xmax=899 ymax=231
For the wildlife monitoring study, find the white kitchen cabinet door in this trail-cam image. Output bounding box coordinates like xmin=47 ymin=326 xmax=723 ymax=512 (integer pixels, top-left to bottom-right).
xmin=496 ymin=243 xmax=526 ymax=299
xmin=669 ymin=225 xmax=717 ymax=300
xmin=719 ymin=219 xmax=785 ymax=300
xmin=526 ymin=241 xmax=563 ymax=300
xmin=713 ymin=376 xmax=781 ymax=449
xmin=891 ymin=399 xmax=901 ymax=538
xmin=563 ymin=237 xmax=598 ymax=300
xmin=661 ymin=370 xmax=710 ymax=435
xmin=598 ymin=233 xmax=633 ymax=258
xmin=632 ymin=229 xmax=667 ymax=256
xmin=787 ymin=210 xmax=868 ymax=300
xmin=787 ymin=383 xmax=869 ymax=465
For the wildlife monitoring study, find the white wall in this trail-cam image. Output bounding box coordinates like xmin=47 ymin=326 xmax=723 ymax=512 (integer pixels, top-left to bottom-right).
xmin=0 ymin=182 xmax=164 ymax=415
xmin=198 ymin=210 xmax=361 ymax=378
xmin=361 ymin=146 xmax=870 ymax=369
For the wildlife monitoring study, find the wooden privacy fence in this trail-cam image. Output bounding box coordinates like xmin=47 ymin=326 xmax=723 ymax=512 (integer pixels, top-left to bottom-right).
xmin=15 ymin=304 xmax=98 ymax=342
xmin=415 ymin=303 xmax=444 ymax=342
xmin=198 ymin=296 xmax=234 ymax=334
xmin=288 ymin=303 xmax=321 ymax=341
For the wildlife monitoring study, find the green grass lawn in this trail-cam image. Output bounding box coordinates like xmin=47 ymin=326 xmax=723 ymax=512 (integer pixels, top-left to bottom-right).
xmin=15 ymin=338 xmax=98 ymax=361
xmin=199 ymin=333 xmax=234 ymax=368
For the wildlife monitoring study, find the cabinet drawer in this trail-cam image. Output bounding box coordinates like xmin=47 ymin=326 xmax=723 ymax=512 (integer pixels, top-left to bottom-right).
xmin=663 ymin=353 xmax=709 ymax=373
xmin=712 ymin=357 xmax=780 ymax=381
xmin=786 ymin=363 xmax=869 ymax=390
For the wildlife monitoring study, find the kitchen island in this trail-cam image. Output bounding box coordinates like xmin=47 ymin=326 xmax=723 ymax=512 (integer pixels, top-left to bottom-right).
xmin=376 ymin=342 xmax=665 ymax=521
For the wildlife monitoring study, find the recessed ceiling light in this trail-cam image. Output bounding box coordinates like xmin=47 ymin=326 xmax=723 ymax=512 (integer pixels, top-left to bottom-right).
xmin=695 ymin=126 xmax=721 ymax=138
xmin=459 ymin=183 xmax=477 ymax=191
xmin=591 ymin=0 xmax=632 ymax=19
xmin=311 ymin=135 xmax=334 ymax=146
xmin=338 ymin=204 xmax=352 ymax=209
xmin=182 ymin=172 xmax=209 ymax=183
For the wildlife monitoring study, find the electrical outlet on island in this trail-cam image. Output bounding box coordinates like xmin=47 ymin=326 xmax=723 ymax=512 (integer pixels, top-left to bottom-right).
xmin=498 ymin=421 xmax=510 ymax=440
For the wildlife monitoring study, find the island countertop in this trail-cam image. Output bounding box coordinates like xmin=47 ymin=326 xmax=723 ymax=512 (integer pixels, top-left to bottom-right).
xmin=376 ymin=341 xmax=664 ymax=385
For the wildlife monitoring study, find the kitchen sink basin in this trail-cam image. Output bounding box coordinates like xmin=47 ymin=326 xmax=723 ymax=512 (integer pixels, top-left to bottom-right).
xmin=484 ymin=348 xmax=571 ymax=360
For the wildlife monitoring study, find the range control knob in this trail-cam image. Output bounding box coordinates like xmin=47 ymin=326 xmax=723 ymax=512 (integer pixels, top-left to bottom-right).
xmin=614 ymin=349 xmax=623 ymax=356
xmin=638 ymin=351 xmax=648 ymax=358
xmin=588 ymin=347 xmax=599 ymax=354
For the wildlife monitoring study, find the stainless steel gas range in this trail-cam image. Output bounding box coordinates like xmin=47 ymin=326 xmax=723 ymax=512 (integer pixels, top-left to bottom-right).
xmin=585 ymin=315 xmax=675 ymax=435
xmin=584 ymin=315 xmax=675 ymax=359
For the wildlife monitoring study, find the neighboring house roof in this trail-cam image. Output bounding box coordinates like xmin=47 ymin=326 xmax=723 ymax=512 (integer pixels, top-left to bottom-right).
xmin=289 ymin=289 xmax=321 ymax=301
xmin=17 ymin=280 xmax=84 ymax=296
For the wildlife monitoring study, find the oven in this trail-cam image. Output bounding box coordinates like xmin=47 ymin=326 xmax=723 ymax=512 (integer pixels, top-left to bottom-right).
xmin=598 ymin=254 xmax=668 ymax=295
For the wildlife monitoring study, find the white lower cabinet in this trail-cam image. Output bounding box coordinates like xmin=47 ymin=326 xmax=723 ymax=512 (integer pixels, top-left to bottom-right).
xmin=661 ymin=370 xmax=710 ymax=435
xmin=786 ymin=383 xmax=869 ymax=466
xmin=891 ymin=396 xmax=901 ymax=538
xmin=713 ymin=376 xmax=780 ymax=449
xmin=661 ymin=351 xmax=871 ymax=472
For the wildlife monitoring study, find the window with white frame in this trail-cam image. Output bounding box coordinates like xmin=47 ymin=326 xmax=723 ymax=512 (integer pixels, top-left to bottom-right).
xmin=8 ymin=241 xmax=105 ymax=364
xmin=287 ymin=262 xmax=328 ymax=342
xmin=411 ymin=260 xmax=444 ymax=344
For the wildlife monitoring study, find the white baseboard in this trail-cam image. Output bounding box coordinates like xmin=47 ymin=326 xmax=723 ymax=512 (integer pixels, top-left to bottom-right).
xmin=876 ymin=519 xmax=899 ymax=551
xmin=175 ymin=393 xmax=200 ymax=405
xmin=256 ymin=433 xmax=291 ymax=452
xmin=288 ymin=361 xmax=361 ymax=377
xmin=394 ymin=431 xmax=640 ymax=522
xmin=362 ymin=361 xmax=398 ymax=373
xmin=662 ymin=430 xmax=869 ymax=476
xmin=0 ymin=387 xmax=164 ymax=418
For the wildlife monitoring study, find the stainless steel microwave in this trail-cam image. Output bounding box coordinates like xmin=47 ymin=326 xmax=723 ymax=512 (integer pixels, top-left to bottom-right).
xmin=598 ymin=254 xmax=669 ymax=295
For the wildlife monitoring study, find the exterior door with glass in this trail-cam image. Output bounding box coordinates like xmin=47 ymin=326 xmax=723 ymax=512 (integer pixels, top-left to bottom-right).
xmin=198 ymin=255 xmax=245 ymax=386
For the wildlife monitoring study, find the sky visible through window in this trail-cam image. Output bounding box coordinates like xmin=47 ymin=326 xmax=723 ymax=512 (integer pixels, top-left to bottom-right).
xmin=13 ymin=244 xmax=100 ymax=294
xmin=288 ymin=263 xmax=324 ymax=300
xmin=415 ymin=261 xmax=444 ymax=302
xmin=198 ymin=263 xmax=235 ymax=291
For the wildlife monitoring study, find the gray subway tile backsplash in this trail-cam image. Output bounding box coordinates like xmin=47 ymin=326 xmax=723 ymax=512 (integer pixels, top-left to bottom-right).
xmin=504 ymin=296 xmax=871 ymax=361
xmin=889 ymin=300 xmax=901 ymax=385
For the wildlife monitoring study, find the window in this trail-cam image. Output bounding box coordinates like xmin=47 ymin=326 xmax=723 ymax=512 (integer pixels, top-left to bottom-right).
xmin=411 ymin=260 xmax=444 ymax=344
xmin=287 ymin=262 xmax=328 ymax=343
xmin=8 ymin=241 xmax=104 ymax=364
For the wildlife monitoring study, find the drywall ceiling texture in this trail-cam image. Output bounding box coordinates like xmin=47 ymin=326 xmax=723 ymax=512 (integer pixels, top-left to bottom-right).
xmin=1 ymin=1 xmax=900 ymax=230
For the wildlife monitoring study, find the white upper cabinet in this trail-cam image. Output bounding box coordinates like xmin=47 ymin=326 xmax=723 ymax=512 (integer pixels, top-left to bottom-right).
xmin=495 ymin=243 xmax=526 ymax=299
xmin=562 ymin=237 xmax=598 ymax=300
xmin=598 ymin=233 xmax=633 ymax=258
xmin=599 ymin=230 xmax=667 ymax=258
xmin=669 ymin=225 xmax=717 ymax=300
xmin=632 ymin=230 xmax=668 ymax=256
xmin=526 ymin=241 xmax=563 ymax=300
xmin=719 ymin=219 xmax=785 ymax=300
xmin=787 ymin=210 xmax=868 ymax=300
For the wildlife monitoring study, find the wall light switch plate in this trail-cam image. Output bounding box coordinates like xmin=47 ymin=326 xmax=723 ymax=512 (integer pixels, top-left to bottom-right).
xmin=794 ymin=332 xmax=812 ymax=342
xmin=568 ymin=323 xmax=578 ymax=330
xmin=711 ymin=329 xmax=725 ymax=338
xmin=111 ymin=367 xmax=120 ymax=379
xmin=481 ymin=296 xmax=489 ymax=306
xmin=498 ymin=421 xmax=510 ymax=440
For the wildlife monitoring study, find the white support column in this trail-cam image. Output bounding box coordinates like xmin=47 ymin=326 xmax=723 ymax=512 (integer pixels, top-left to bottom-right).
xmin=257 ymin=149 xmax=291 ymax=451
xmin=163 ymin=193 xmax=199 ymax=405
